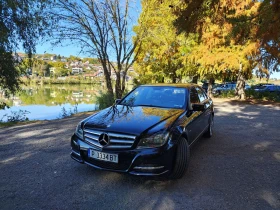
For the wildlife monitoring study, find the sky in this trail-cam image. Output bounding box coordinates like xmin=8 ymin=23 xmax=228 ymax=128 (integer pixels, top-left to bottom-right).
xmin=270 ymin=72 xmax=280 ymax=79
xmin=35 ymin=41 xmax=84 ymax=57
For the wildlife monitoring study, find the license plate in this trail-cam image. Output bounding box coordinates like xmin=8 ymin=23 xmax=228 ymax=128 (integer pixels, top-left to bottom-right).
xmin=88 ymin=149 xmax=118 ymax=163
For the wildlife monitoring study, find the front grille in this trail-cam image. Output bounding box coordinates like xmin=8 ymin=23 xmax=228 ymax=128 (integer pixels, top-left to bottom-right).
xmin=83 ymin=128 xmax=136 ymax=149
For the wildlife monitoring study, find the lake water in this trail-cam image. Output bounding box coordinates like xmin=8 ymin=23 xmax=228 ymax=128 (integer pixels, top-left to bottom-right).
xmin=0 ymin=84 xmax=101 ymax=121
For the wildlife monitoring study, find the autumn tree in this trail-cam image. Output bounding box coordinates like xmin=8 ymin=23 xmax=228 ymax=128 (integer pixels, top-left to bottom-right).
xmin=51 ymin=0 xmax=143 ymax=99
xmin=172 ymin=0 xmax=280 ymax=99
xmin=134 ymin=0 xmax=199 ymax=84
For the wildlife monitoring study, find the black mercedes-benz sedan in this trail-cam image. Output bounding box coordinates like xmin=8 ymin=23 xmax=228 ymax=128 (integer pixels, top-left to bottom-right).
xmin=71 ymin=84 xmax=214 ymax=179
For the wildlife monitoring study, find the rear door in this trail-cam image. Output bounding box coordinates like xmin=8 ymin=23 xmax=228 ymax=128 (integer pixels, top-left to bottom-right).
xmin=186 ymin=88 xmax=202 ymax=144
xmin=196 ymin=87 xmax=210 ymax=130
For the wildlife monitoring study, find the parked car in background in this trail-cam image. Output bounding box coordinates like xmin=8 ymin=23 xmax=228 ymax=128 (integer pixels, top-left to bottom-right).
xmin=201 ymin=82 xmax=221 ymax=93
xmin=212 ymin=83 xmax=236 ymax=95
xmin=252 ymin=84 xmax=280 ymax=92
xmin=71 ymin=84 xmax=214 ymax=179
xmin=212 ymin=82 xmax=250 ymax=95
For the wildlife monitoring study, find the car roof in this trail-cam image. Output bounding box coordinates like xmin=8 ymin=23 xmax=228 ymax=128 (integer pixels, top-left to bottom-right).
xmin=262 ymin=84 xmax=275 ymax=87
xmin=140 ymin=83 xmax=200 ymax=89
xmin=255 ymin=83 xmax=274 ymax=86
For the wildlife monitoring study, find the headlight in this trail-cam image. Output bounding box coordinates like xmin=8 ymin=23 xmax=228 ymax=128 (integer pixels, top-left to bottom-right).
xmin=75 ymin=122 xmax=83 ymax=139
xmin=138 ymin=132 xmax=169 ymax=148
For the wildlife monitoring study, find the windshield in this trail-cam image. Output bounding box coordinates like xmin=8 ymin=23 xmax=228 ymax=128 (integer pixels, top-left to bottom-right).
xmin=120 ymin=86 xmax=187 ymax=109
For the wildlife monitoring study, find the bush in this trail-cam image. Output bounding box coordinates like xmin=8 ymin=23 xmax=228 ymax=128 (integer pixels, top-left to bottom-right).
xmin=245 ymin=89 xmax=280 ymax=102
xmin=1 ymin=110 xmax=30 ymax=122
xmin=215 ymin=89 xmax=280 ymax=102
xmin=58 ymin=104 xmax=78 ymax=118
xmin=96 ymin=92 xmax=115 ymax=110
xmin=219 ymin=90 xmax=235 ymax=98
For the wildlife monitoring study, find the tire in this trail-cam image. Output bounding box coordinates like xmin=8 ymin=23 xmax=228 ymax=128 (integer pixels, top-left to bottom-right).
xmin=204 ymin=114 xmax=214 ymax=138
xmin=169 ymin=137 xmax=190 ymax=179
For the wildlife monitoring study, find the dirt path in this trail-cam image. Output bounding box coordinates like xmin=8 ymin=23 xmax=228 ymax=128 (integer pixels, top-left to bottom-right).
xmin=0 ymin=99 xmax=279 ymax=210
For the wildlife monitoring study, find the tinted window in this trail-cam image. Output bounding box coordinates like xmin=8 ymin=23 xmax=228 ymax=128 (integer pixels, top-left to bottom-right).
xmin=190 ymin=88 xmax=200 ymax=104
xmin=196 ymin=87 xmax=207 ymax=102
xmin=120 ymin=86 xmax=187 ymax=109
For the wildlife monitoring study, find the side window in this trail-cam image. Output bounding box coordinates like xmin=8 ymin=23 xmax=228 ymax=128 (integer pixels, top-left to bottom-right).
xmin=190 ymin=88 xmax=200 ymax=104
xmin=196 ymin=87 xmax=207 ymax=102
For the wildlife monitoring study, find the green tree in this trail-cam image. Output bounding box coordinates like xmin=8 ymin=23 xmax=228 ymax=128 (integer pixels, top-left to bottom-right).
xmin=55 ymin=68 xmax=69 ymax=77
xmin=83 ymin=58 xmax=99 ymax=64
xmin=29 ymin=59 xmax=50 ymax=77
xmin=68 ymin=55 xmax=81 ymax=62
xmin=0 ymin=0 xmax=53 ymax=108
xmin=49 ymin=61 xmax=65 ymax=69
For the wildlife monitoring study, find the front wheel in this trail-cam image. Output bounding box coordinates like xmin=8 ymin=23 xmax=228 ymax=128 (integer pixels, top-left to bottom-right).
xmin=169 ymin=137 xmax=190 ymax=179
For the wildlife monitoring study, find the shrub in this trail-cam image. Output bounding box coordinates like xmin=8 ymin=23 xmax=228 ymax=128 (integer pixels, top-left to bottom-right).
xmin=219 ymin=90 xmax=235 ymax=98
xmin=245 ymin=89 xmax=280 ymax=102
xmin=1 ymin=110 xmax=30 ymax=122
xmin=58 ymin=104 xmax=79 ymax=119
xmin=96 ymin=92 xmax=115 ymax=110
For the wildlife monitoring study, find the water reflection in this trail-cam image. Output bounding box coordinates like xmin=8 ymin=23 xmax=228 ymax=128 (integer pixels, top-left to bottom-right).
xmin=0 ymin=84 xmax=100 ymax=121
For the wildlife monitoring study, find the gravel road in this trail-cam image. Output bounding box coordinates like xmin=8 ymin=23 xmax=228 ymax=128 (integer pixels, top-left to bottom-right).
xmin=0 ymin=99 xmax=279 ymax=210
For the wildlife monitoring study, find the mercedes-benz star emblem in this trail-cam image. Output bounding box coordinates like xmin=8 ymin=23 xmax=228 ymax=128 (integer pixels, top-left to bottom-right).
xmin=98 ymin=133 xmax=110 ymax=146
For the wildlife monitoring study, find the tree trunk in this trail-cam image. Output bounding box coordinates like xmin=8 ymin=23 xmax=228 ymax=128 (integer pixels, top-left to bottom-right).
xmin=121 ymin=72 xmax=126 ymax=97
xmin=172 ymin=76 xmax=176 ymax=83
xmin=102 ymin=64 xmax=114 ymax=98
xmin=207 ymin=77 xmax=215 ymax=98
xmin=235 ymin=65 xmax=246 ymax=100
xmin=192 ymin=75 xmax=198 ymax=84
xmin=115 ymin=72 xmax=122 ymax=99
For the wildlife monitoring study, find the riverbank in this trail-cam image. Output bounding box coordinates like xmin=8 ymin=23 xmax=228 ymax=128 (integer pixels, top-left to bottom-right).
xmin=0 ymin=111 xmax=95 ymax=128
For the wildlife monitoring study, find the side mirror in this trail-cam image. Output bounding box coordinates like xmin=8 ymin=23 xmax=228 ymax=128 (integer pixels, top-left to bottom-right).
xmin=115 ymin=99 xmax=121 ymax=104
xmin=192 ymin=103 xmax=205 ymax=111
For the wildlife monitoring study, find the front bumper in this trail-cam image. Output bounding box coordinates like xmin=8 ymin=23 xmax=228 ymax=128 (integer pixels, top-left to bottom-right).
xmin=70 ymin=134 xmax=176 ymax=176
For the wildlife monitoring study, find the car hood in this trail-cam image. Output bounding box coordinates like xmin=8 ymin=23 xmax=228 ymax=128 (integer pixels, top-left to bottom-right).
xmin=84 ymin=105 xmax=184 ymax=135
